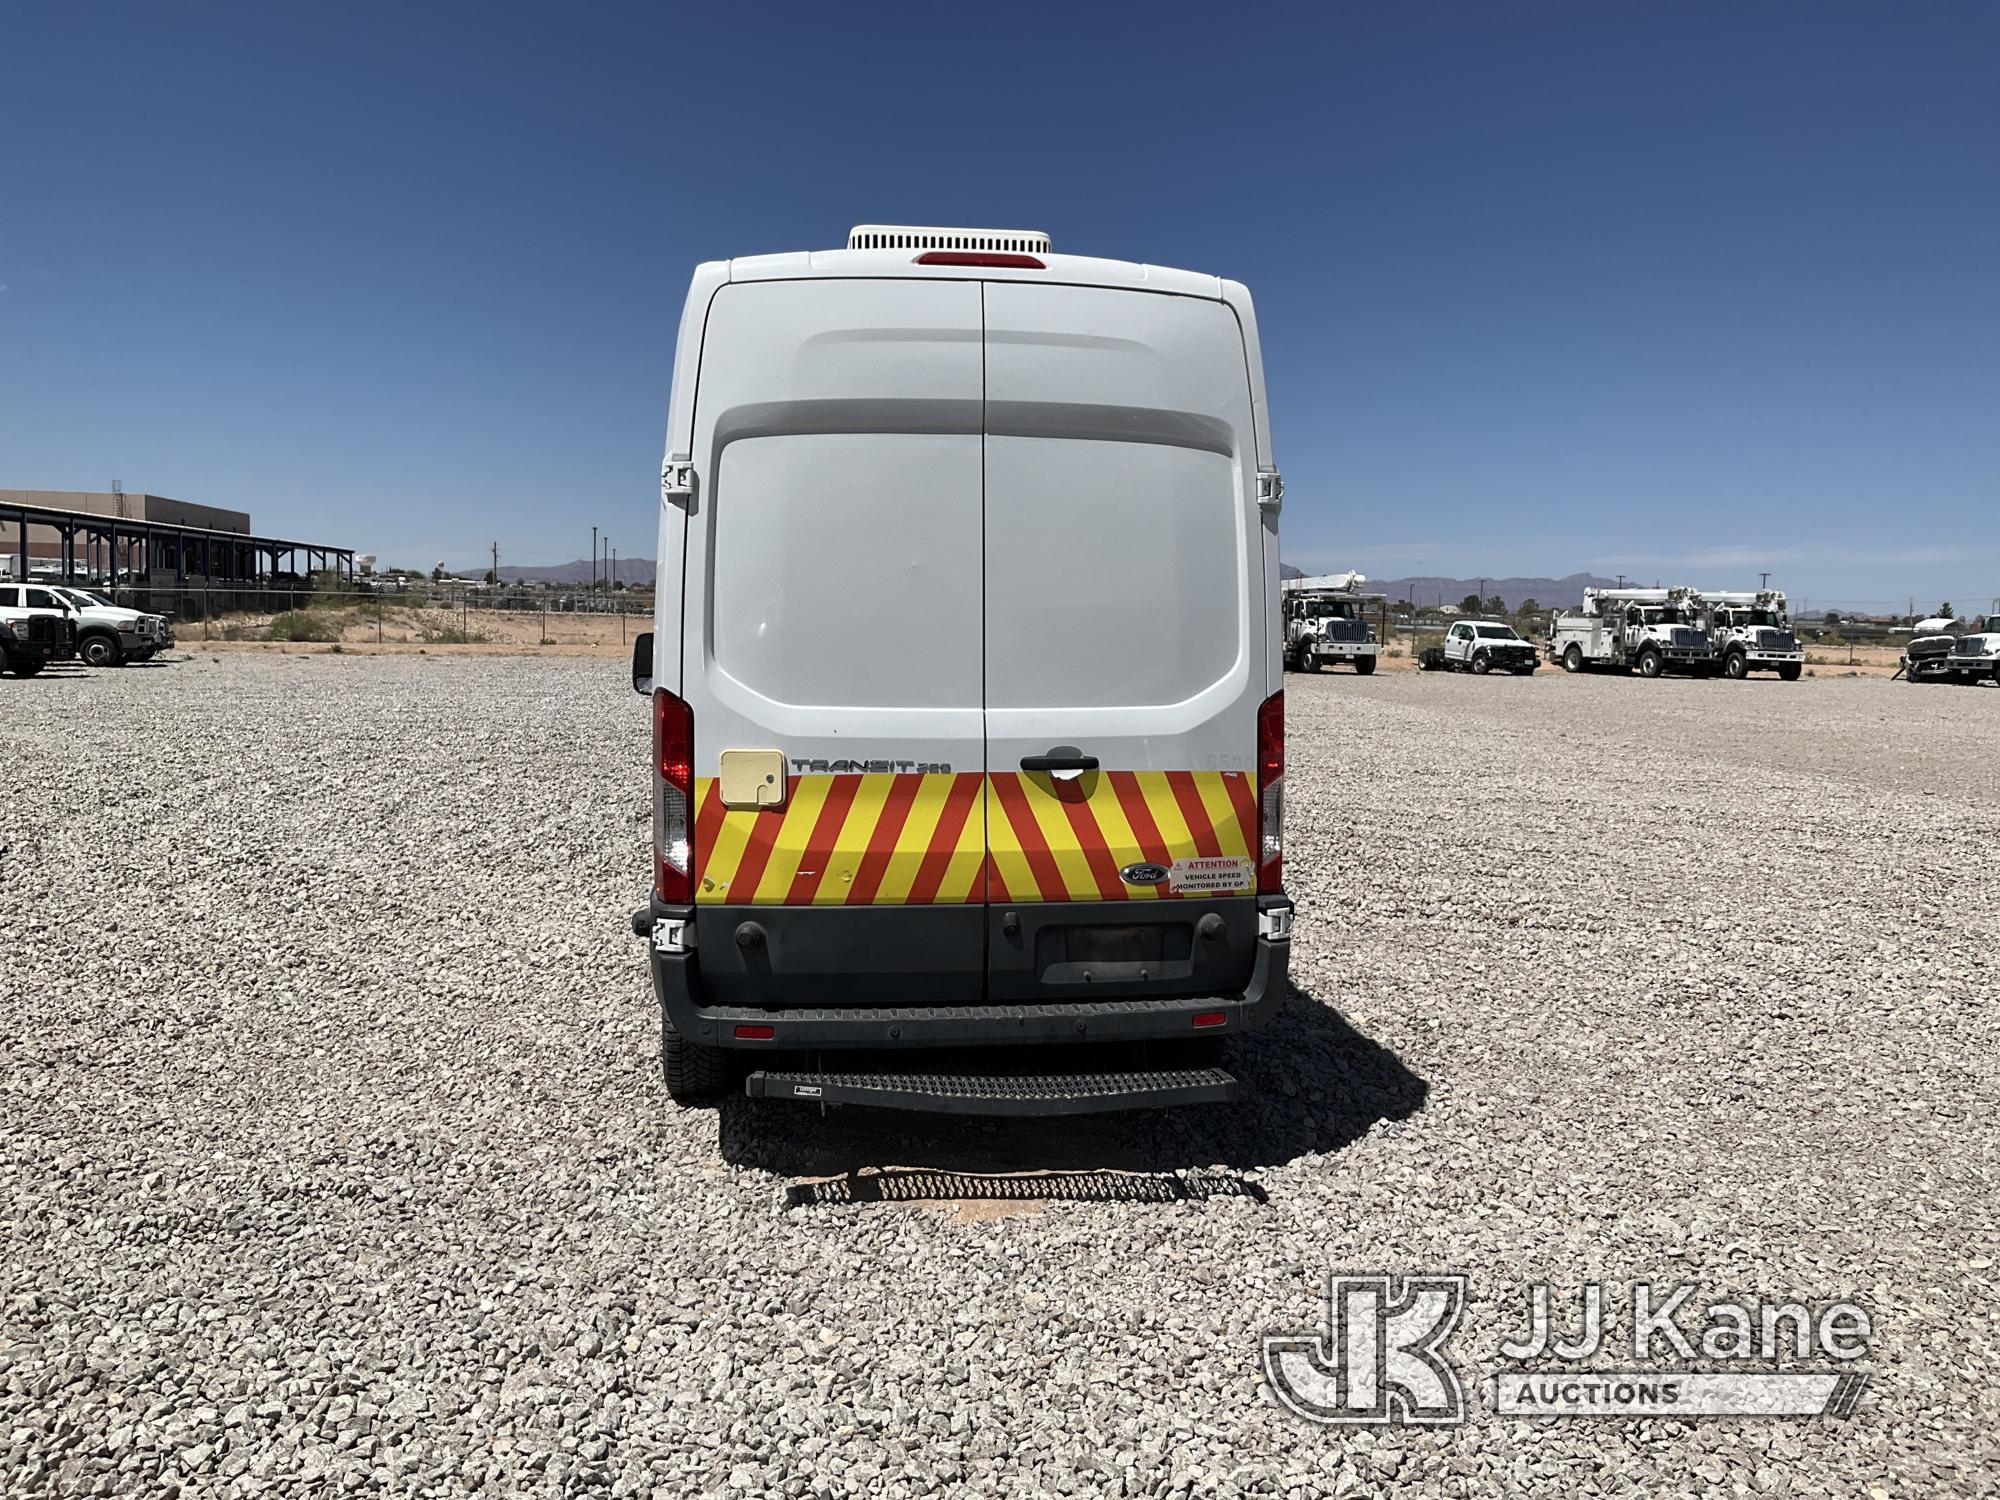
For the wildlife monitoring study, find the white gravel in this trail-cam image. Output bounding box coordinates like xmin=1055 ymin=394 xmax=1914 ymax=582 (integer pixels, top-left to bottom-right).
xmin=4 ymin=653 xmax=1996 ymax=1496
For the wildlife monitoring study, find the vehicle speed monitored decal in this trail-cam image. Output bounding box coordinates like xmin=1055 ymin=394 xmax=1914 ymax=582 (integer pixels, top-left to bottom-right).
xmin=1169 ymin=856 xmax=1256 ymax=895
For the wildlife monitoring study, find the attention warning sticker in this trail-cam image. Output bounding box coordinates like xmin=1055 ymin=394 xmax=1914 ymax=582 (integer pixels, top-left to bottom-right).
xmin=1168 ymin=856 xmax=1256 ymax=895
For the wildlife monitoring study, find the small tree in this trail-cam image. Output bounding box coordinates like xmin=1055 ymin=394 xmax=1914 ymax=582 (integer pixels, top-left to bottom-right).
xmin=1459 ymin=593 xmax=1482 ymax=615
xmin=431 ymin=564 xmax=445 ymax=583
xmin=1518 ymin=598 xmax=1541 ymax=617
xmin=1940 ymin=601 xmax=1954 ymax=619
xmin=484 ymin=569 xmax=497 ymax=585
xmin=1824 ymin=610 xmax=1842 ymax=627
xmin=1484 ymin=594 xmax=1507 ymax=616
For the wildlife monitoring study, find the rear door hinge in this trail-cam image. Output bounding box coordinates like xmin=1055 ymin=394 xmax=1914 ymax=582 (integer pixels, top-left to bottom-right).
xmin=661 ymin=457 xmax=697 ymax=508
xmin=1257 ymin=470 xmax=1284 ymax=516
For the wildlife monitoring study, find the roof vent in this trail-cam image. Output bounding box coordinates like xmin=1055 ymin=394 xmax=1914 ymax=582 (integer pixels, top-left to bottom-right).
xmin=848 ymin=224 xmax=1051 ymax=255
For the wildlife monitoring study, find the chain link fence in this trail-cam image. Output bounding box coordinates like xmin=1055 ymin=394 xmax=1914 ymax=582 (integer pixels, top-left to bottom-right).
xmin=78 ymin=583 xmax=653 ymax=649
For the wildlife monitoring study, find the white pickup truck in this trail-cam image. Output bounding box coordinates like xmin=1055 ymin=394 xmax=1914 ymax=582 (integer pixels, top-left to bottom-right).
xmin=1422 ymin=619 xmax=1539 ymax=675
xmin=34 ymin=585 xmax=174 ymax=665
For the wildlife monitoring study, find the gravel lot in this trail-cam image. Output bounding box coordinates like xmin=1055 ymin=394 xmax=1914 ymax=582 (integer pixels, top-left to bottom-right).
xmin=5 ymin=653 xmax=1996 ymax=1497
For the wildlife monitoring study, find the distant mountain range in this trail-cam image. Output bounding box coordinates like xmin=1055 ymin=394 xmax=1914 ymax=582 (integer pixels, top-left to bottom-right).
xmin=1282 ymin=565 xmax=1620 ymax=611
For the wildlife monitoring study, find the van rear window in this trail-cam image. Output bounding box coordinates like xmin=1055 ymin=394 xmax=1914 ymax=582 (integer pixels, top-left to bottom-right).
xmin=984 ymin=437 xmax=1242 ymax=709
xmin=709 ymin=432 xmax=983 ymax=711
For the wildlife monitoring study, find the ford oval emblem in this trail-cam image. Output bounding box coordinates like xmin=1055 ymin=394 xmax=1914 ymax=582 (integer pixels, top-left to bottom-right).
xmin=1121 ymin=862 xmax=1170 ymax=886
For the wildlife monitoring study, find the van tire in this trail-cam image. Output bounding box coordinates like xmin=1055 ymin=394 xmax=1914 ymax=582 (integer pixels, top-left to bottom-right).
xmin=662 ymin=1021 xmax=732 ymax=1105
xmin=1563 ymin=645 xmax=1584 ymax=674
xmin=79 ymin=632 xmax=122 ymax=668
xmin=1723 ymin=650 xmax=1748 ymax=680
xmin=1354 ymin=654 xmax=1377 ymax=676
xmin=1637 ymin=648 xmax=1664 ymax=679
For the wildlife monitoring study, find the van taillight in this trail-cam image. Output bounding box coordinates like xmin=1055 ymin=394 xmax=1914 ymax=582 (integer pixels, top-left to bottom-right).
xmin=915 ymin=250 xmax=1045 ymax=269
xmin=653 ymin=688 xmax=694 ymax=903
xmin=1257 ymin=690 xmax=1283 ymax=894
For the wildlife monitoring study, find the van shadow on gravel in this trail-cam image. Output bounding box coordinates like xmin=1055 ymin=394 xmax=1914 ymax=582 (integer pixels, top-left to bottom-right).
xmin=713 ymin=984 xmax=1426 ymax=1211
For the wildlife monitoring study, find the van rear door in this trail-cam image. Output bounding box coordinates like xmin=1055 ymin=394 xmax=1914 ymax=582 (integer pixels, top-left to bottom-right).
xmin=980 ymin=282 xmax=1265 ymax=1003
xmin=681 ymin=279 xmax=988 ymax=1005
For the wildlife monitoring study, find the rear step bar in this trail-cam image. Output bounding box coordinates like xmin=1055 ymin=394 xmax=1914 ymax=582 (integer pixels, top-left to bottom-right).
xmin=744 ymin=1066 xmax=1238 ymax=1117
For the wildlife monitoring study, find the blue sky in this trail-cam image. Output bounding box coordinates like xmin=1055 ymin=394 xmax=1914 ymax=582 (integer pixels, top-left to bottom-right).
xmin=3 ymin=2 xmax=1994 ymax=610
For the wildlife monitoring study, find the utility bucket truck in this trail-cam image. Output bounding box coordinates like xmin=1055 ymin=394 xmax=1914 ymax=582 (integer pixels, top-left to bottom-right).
xmin=1282 ymin=573 xmax=1384 ymax=674
xmin=1547 ymin=587 xmax=1716 ymax=678
xmin=1698 ymin=590 xmax=1803 ymax=681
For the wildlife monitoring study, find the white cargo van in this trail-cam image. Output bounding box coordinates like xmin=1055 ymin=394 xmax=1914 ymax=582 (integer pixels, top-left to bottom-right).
xmin=631 ymin=226 xmax=1292 ymax=1115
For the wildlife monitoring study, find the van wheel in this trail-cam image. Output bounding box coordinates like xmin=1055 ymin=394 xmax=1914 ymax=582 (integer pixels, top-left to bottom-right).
xmin=1723 ymin=651 xmax=1748 ymax=680
xmin=80 ymin=633 xmax=122 ymax=668
xmin=1637 ymin=648 xmax=1664 ymax=679
xmin=1354 ymin=654 xmax=1377 ymax=676
xmin=662 ymin=1019 xmax=732 ymax=1105
xmin=1562 ymin=645 xmax=1583 ymax=674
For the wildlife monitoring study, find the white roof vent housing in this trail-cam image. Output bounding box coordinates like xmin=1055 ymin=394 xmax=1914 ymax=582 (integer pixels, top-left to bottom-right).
xmin=848 ymin=224 xmax=1051 ymax=254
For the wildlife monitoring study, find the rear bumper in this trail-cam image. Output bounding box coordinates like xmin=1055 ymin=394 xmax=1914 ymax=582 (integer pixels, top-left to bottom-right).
xmin=644 ymin=895 xmax=1292 ymax=1050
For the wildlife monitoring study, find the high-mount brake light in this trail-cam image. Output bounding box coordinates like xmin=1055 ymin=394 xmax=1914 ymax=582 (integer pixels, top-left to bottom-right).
xmin=914 ymin=251 xmax=1046 ymax=269
xmin=1257 ymin=690 xmax=1284 ymax=894
xmin=653 ymin=688 xmax=694 ymax=903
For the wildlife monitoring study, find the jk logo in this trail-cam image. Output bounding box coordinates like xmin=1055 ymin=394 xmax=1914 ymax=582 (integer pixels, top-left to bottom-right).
xmin=1264 ymin=1273 xmax=1468 ymax=1426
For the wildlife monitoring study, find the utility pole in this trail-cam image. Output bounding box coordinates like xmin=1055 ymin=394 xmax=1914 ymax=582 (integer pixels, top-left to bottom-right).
xmin=611 ymin=545 xmax=617 ymax=590
xmin=1759 ymin=571 xmax=1771 ymax=590
xmin=592 ymin=526 xmax=598 ymax=594
xmin=491 ymin=541 xmax=499 ymax=584
xmin=1616 ymin=574 xmax=1626 ymax=589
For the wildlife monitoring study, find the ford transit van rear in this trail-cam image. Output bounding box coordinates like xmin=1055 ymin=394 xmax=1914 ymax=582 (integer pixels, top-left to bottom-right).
xmin=632 ymin=225 xmax=1291 ymax=1115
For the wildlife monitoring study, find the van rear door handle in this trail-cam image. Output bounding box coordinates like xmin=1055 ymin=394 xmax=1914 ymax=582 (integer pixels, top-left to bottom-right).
xmin=1021 ymin=754 xmax=1099 ymax=773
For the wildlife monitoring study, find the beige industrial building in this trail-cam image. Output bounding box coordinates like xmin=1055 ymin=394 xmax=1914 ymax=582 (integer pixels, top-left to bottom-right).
xmin=1 ymin=488 xmax=251 ymax=568
xmin=1 ymin=487 xmax=356 ymax=589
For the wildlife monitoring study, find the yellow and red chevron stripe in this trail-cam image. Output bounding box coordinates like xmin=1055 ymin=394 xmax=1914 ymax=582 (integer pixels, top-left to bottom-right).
xmin=692 ymin=769 xmax=1256 ymax=906
xmin=694 ymin=772 xmax=986 ymax=906
xmin=987 ymin=769 xmax=1256 ymax=903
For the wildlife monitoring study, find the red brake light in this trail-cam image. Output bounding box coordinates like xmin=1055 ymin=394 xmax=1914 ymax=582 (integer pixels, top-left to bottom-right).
xmin=914 ymin=251 xmax=1045 ymax=269
xmin=1192 ymin=1010 xmax=1227 ymax=1029
xmin=653 ymin=688 xmax=694 ymax=903
xmin=1256 ymin=690 xmax=1283 ymax=894
xmin=734 ymin=1024 xmax=774 ymax=1041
